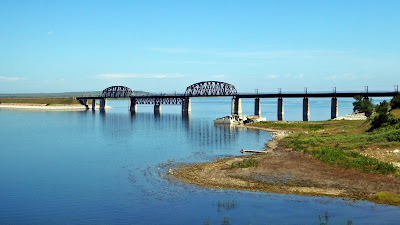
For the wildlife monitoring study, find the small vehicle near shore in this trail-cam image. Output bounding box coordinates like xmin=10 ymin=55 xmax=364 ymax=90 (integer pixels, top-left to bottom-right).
xmin=214 ymin=115 xmax=244 ymax=125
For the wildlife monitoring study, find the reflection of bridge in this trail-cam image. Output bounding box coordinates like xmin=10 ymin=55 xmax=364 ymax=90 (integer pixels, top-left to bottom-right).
xmin=76 ymin=81 xmax=399 ymax=121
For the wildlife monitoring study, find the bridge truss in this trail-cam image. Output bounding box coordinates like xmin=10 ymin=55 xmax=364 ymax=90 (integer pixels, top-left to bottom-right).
xmin=132 ymin=97 xmax=184 ymax=105
xmin=184 ymin=81 xmax=238 ymax=96
xmin=101 ymin=86 xmax=134 ymax=98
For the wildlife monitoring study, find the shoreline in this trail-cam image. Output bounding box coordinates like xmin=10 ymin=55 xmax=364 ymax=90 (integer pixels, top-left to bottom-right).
xmin=171 ymin=118 xmax=400 ymax=206
xmin=0 ymin=103 xmax=112 ymax=111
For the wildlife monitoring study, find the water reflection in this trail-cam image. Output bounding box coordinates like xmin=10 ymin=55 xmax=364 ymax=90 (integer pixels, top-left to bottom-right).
xmin=98 ymin=111 xmax=252 ymax=152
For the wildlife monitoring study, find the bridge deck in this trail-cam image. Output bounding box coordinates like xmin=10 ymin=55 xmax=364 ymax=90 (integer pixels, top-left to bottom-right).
xmin=77 ymin=92 xmax=398 ymax=100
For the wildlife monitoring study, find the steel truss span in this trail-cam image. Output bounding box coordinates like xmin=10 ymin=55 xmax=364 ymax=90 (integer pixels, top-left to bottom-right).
xmin=184 ymin=81 xmax=238 ymax=96
xmin=101 ymin=86 xmax=135 ymax=98
xmin=133 ymin=97 xmax=184 ymax=105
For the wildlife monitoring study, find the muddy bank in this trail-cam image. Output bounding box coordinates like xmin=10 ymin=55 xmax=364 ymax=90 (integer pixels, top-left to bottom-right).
xmin=171 ymin=126 xmax=400 ymax=205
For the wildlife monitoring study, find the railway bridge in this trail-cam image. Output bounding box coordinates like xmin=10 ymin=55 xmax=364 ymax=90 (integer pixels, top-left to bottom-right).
xmin=76 ymin=81 xmax=399 ymax=121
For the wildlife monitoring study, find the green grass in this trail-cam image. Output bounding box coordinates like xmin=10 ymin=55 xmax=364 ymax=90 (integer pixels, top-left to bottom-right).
xmin=306 ymin=147 xmax=397 ymax=174
xmin=253 ymin=121 xmax=324 ymax=131
xmin=230 ymin=158 xmax=258 ymax=168
xmin=285 ymin=125 xmax=400 ymax=151
xmin=374 ymin=192 xmax=400 ymax=205
xmin=254 ymin=120 xmax=400 ymax=175
xmin=0 ymin=97 xmax=81 ymax=105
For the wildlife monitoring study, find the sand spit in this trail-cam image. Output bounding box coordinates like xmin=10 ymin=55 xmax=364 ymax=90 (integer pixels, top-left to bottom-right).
xmin=0 ymin=103 xmax=111 ymax=111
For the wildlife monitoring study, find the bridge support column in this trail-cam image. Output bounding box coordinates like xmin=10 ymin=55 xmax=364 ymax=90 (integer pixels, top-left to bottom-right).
xmin=278 ymin=98 xmax=284 ymax=121
xmin=331 ymin=97 xmax=338 ymax=119
xmin=231 ymin=97 xmax=242 ymax=118
xmin=303 ymin=97 xmax=309 ymax=121
xmin=254 ymin=98 xmax=261 ymax=116
xmin=154 ymin=104 xmax=161 ymax=114
xmin=129 ymin=98 xmax=137 ymax=113
xmin=100 ymin=98 xmax=107 ymax=110
xmin=182 ymin=97 xmax=191 ymax=112
xmin=91 ymin=100 xmax=96 ymax=110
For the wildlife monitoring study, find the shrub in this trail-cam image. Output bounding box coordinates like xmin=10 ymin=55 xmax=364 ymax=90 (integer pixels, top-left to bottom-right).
xmin=370 ymin=100 xmax=400 ymax=130
xmin=390 ymin=94 xmax=400 ymax=109
xmin=353 ymin=95 xmax=374 ymax=117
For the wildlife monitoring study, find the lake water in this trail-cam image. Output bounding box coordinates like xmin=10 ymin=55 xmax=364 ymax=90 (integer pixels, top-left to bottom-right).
xmin=0 ymin=98 xmax=399 ymax=224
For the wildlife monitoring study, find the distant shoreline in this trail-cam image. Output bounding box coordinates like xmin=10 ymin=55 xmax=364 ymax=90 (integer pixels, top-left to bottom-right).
xmin=0 ymin=103 xmax=111 ymax=111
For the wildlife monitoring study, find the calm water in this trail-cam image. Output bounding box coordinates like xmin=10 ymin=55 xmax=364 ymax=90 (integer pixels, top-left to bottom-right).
xmin=0 ymin=98 xmax=399 ymax=224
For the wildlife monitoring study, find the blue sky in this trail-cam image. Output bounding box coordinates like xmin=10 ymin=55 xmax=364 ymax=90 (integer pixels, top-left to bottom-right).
xmin=0 ymin=0 xmax=399 ymax=94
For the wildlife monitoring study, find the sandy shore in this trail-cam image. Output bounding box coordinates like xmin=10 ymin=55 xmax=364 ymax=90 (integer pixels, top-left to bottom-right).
xmin=0 ymin=103 xmax=112 ymax=111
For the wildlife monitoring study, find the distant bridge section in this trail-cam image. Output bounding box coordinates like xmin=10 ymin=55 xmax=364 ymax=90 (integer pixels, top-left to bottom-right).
xmin=101 ymin=86 xmax=134 ymax=98
xmin=184 ymin=81 xmax=238 ymax=96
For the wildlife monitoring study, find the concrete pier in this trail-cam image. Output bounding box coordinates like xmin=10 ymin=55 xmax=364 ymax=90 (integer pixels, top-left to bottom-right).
xmin=254 ymin=98 xmax=261 ymax=116
xmin=231 ymin=97 xmax=242 ymax=118
xmin=331 ymin=97 xmax=338 ymax=119
xmin=129 ymin=98 xmax=137 ymax=113
xmin=82 ymin=99 xmax=89 ymax=110
xmin=100 ymin=98 xmax=107 ymax=110
xmin=91 ymin=100 xmax=96 ymax=110
xmin=182 ymin=97 xmax=191 ymax=112
xmin=303 ymin=97 xmax=309 ymax=121
xmin=154 ymin=104 xmax=161 ymax=114
xmin=278 ymin=98 xmax=284 ymax=121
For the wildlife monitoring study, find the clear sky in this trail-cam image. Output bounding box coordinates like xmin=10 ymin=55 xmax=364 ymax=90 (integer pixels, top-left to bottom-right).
xmin=1 ymin=0 xmax=399 ymax=94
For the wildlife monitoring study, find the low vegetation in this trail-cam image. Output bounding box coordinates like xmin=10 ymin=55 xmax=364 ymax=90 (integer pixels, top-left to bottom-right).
xmin=307 ymin=147 xmax=396 ymax=174
xmin=252 ymin=121 xmax=324 ymax=131
xmin=373 ymin=192 xmax=400 ymax=205
xmin=230 ymin=158 xmax=258 ymax=168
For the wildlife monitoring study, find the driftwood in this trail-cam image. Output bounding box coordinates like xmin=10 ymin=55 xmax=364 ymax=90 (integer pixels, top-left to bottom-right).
xmin=240 ymin=149 xmax=266 ymax=154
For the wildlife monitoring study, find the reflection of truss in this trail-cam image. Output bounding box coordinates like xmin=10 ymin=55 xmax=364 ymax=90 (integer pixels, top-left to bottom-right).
xmin=184 ymin=81 xmax=238 ymax=96
xmin=101 ymin=86 xmax=134 ymax=98
xmin=133 ymin=97 xmax=184 ymax=105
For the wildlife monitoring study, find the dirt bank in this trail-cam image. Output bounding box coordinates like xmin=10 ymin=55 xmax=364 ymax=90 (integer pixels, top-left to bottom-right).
xmin=172 ymin=125 xmax=400 ymax=206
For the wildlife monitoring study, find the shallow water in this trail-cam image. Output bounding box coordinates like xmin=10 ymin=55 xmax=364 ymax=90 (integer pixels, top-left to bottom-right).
xmin=0 ymin=98 xmax=399 ymax=224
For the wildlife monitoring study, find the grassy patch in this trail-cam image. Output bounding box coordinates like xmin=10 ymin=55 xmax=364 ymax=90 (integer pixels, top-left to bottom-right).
xmin=255 ymin=120 xmax=400 ymax=175
xmin=306 ymin=147 xmax=397 ymax=174
xmin=254 ymin=121 xmax=324 ymax=131
xmin=0 ymin=97 xmax=81 ymax=105
xmin=391 ymin=109 xmax=400 ymax=118
xmin=230 ymin=158 xmax=258 ymax=168
xmin=374 ymin=192 xmax=400 ymax=205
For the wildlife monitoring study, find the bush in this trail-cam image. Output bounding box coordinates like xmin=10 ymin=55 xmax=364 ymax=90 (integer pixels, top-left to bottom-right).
xmin=390 ymin=94 xmax=400 ymax=110
xmin=370 ymin=101 xmax=400 ymax=130
xmin=353 ymin=95 xmax=374 ymax=117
